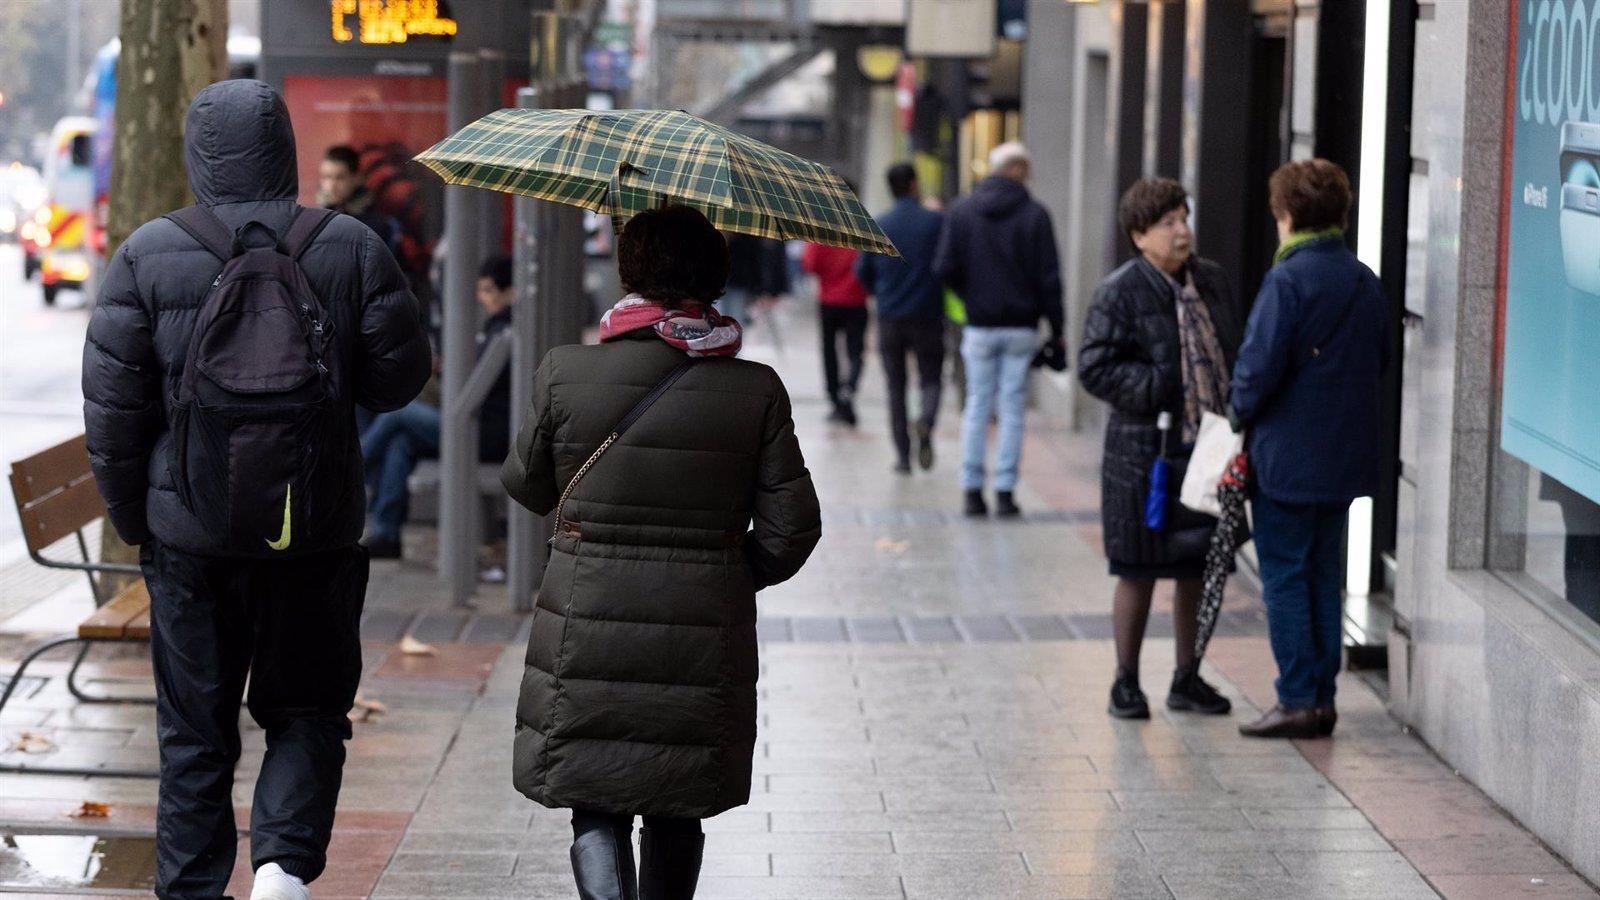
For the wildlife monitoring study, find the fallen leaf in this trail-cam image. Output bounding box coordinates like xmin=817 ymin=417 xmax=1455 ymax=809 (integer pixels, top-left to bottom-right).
xmin=398 ymin=635 xmax=437 ymax=656
xmin=66 ymin=801 xmax=112 ymax=819
xmin=9 ymin=731 xmax=56 ymax=754
xmin=874 ymin=537 xmax=910 ymax=554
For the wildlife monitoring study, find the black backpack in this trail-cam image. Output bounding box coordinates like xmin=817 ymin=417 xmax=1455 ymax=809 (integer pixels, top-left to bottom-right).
xmin=163 ymin=205 xmax=350 ymax=557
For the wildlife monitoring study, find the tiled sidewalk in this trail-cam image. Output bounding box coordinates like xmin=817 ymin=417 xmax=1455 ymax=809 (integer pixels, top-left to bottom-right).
xmin=0 ymin=300 xmax=1594 ymax=898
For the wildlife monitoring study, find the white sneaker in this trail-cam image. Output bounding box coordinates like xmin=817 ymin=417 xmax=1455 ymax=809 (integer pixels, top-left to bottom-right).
xmin=251 ymin=862 xmax=311 ymax=900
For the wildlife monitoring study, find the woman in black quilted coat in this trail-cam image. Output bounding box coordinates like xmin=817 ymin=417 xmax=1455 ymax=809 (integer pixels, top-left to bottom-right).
xmin=501 ymin=206 xmax=821 ymax=900
xmin=1079 ymin=178 xmax=1244 ymax=722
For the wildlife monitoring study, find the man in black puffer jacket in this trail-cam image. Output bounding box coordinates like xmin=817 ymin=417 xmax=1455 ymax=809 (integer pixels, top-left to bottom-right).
xmin=82 ymin=80 xmax=430 ymax=900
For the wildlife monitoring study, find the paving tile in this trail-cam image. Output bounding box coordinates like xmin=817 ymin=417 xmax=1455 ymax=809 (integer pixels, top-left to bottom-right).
xmin=1162 ymin=872 xmax=1440 ymax=900
xmin=1025 ymin=850 xmax=1286 ymax=877
xmin=891 ymin=830 xmax=1144 ymax=856
xmin=1242 ymin=807 xmax=1375 ymax=831
xmin=385 ymin=851 xmax=517 ymax=876
xmin=695 ymin=876 xmax=906 ymax=898
xmin=771 ymin=810 xmax=1009 ymax=833
xmin=1137 ymin=828 xmax=1393 ymax=854
xmin=1393 ymin=834 xmax=1572 ymax=876
xmin=1428 ymin=873 xmax=1600 ymax=899
xmin=770 ymin=851 xmax=1027 ymax=878
xmin=901 ymin=871 xmax=1172 ymax=899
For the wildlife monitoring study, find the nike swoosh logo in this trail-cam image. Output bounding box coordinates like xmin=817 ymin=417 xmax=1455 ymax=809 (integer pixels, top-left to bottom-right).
xmin=266 ymin=485 xmax=292 ymax=551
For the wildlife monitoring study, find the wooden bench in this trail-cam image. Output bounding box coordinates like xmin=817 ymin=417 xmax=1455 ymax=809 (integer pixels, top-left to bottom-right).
xmin=1 ymin=435 xmax=157 ymax=778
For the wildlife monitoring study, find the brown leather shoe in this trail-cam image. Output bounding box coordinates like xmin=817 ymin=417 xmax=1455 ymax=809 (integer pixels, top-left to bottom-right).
xmin=1238 ymin=705 xmax=1321 ymax=739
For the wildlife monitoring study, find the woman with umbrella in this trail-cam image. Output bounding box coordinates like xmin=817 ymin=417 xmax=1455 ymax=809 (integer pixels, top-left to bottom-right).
xmin=1079 ymin=177 xmax=1244 ymax=721
xmin=418 ymin=109 xmax=892 ymax=899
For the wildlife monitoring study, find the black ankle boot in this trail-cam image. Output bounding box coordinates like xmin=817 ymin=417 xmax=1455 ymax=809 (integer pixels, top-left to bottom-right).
xmin=571 ymin=825 xmax=638 ymax=900
xmin=638 ymin=826 xmax=704 ymax=900
xmin=964 ymin=490 xmax=988 ymax=517
xmin=1166 ymin=663 xmax=1232 ymax=715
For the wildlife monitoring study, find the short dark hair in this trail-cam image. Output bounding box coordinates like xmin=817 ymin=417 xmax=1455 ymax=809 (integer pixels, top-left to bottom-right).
xmin=887 ymin=163 xmax=918 ymax=199
xmin=617 ymin=206 xmax=729 ymax=303
xmin=324 ymin=145 xmax=360 ymax=174
xmin=1268 ymin=159 xmax=1352 ymax=231
xmin=478 ymin=254 xmax=512 ymax=291
xmin=1118 ymin=177 xmax=1189 ymax=243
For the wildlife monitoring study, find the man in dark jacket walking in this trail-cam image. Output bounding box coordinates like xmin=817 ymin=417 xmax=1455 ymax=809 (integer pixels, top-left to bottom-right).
xmin=934 ymin=142 xmax=1065 ymax=517
xmin=82 ymin=80 xmax=431 ymax=900
xmin=857 ymin=163 xmax=947 ymax=473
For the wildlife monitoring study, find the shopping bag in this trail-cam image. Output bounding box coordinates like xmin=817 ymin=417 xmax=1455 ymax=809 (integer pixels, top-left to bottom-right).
xmin=1179 ymin=411 xmax=1244 ymax=518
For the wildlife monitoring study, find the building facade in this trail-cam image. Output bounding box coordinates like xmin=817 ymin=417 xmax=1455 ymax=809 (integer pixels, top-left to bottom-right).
xmin=1017 ymin=0 xmax=1600 ymax=883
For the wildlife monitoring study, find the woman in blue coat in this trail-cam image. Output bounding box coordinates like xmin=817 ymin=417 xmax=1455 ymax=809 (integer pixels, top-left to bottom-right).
xmin=1231 ymin=160 xmax=1390 ymax=739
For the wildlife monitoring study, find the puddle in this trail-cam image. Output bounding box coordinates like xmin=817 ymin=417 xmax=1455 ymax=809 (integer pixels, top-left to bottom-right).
xmin=0 ymin=833 xmax=157 ymax=890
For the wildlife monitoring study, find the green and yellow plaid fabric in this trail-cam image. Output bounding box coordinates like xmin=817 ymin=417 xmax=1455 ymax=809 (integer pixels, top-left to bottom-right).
xmin=414 ymin=108 xmax=898 ymax=257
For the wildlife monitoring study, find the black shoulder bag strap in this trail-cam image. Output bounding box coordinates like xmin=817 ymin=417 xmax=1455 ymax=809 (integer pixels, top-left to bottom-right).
xmin=283 ymin=206 xmax=337 ymax=260
xmin=163 ymin=205 xmax=235 ymax=263
xmin=552 ymin=357 xmax=697 ymax=532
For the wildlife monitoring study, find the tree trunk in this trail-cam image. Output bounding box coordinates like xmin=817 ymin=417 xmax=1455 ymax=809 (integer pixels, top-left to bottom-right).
xmin=99 ymin=0 xmax=226 ymax=592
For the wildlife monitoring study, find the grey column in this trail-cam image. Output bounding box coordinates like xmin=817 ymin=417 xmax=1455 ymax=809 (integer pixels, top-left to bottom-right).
xmin=507 ymin=86 xmax=548 ymax=613
xmin=440 ymin=52 xmax=484 ymax=606
xmin=479 ymin=49 xmax=508 ymax=252
xmin=1108 ymin=1 xmax=1147 ymax=266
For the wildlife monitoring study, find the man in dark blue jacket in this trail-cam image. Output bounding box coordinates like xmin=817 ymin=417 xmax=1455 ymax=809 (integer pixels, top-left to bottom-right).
xmin=82 ymin=80 xmax=430 ymax=899
xmin=1230 ymin=160 xmax=1390 ymax=740
xmin=934 ymin=143 xmax=1065 ymax=517
xmin=857 ymin=163 xmax=946 ymax=473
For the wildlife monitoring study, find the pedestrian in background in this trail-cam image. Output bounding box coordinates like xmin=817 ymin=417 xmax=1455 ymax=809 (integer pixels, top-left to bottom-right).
xmin=857 ymin=163 xmax=947 ymax=473
xmin=501 ymin=205 xmax=821 ymax=900
xmin=1079 ymin=177 xmax=1242 ymax=721
xmin=724 ymin=232 xmax=788 ymax=327
xmin=82 ymin=80 xmax=431 ymax=900
xmin=934 ymin=142 xmax=1066 ymax=518
xmin=360 ymin=255 xmax=515 ymax=560
xmin=801 ymin=200 xmax=869 ymax=426
xmin=1232 ymin=160 xmax=1389 ymax=739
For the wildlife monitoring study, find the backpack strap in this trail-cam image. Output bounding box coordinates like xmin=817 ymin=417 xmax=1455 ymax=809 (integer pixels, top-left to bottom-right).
xmin=283 ymin=206 xmax=338 ymax=261
xmin=163 ymin=206 xmax=236 ymax=262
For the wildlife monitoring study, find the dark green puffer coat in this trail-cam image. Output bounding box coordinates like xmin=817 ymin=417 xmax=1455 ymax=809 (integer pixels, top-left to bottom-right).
xmin=501 ymin=332 xmax=821 ymax=820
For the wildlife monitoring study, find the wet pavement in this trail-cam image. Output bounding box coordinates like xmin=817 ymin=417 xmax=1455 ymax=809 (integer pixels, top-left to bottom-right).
xmin=0 ymin=298 xmax=1595 ymax=898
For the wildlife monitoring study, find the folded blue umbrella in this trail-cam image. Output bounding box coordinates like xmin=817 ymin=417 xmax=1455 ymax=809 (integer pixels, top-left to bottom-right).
xmin=1145 ymin=412 xmax=1173 ymax=532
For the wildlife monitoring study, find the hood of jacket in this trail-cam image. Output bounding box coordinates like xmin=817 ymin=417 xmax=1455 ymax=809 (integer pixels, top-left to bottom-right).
xmin=184 ymin=79 xmax=298 ymax=207
xmin=969 ymin=175 xmax=1031 ymax=219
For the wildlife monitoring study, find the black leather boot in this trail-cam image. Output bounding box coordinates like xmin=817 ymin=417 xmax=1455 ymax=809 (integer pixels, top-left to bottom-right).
xmin=638 ymin=826 xmax=704 ymax=900
xmin=570 ymin=824 xmax=638 ymax=900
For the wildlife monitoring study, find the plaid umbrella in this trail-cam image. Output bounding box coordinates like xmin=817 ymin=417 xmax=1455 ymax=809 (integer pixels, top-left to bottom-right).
xmin=1194 ymin=452 xmax=1251 ymax=660
xmin=414 ymin=108 xmax=898 ymax=256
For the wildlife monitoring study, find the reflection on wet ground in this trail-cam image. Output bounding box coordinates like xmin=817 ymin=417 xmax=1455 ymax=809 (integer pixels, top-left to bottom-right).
xmin=0 ymin=833 xmax=156 ymax=891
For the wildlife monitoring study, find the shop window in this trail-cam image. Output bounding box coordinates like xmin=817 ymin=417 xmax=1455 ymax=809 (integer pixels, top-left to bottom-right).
xmin=1491 ymin=458 xmax=1600 ymax=629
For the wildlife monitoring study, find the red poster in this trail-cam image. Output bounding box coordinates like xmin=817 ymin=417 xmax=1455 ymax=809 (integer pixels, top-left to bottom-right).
xmin=282 ymin=75 xmax=449 ymax=280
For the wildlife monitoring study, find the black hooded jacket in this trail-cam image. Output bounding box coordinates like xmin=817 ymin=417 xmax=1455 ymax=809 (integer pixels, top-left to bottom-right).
xmin=933 ymin=175 xmax=1064 ymax=335
xmin=83 ymin=79 xmax=431 ymax=551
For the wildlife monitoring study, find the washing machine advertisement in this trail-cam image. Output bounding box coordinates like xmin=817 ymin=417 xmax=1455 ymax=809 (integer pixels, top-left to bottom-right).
xmin=1501 ymin=0 xmax=1600 ymax=504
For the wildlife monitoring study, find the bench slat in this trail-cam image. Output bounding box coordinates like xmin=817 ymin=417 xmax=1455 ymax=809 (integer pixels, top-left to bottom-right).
xmin=79 ymin=581 xmax=151 ymax=641
xmin=10 ymin=435 xmax=90 ymax=505
xmin=18 ymin=475 xmax=108 ymax=551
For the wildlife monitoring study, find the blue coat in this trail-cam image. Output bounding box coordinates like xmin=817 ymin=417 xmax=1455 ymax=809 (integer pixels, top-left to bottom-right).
xmin=855 ymin=198 xmax=945 ymax=321
xmin=1231 ymin=237 xmax=1390 ymax=505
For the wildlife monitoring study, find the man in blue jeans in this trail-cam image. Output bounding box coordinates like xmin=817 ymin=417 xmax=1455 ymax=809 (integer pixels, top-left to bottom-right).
xmin=362 ymin=255 xmax=515 ymax=558
xmin=934 ymin=142 xmax=1065 ymax=517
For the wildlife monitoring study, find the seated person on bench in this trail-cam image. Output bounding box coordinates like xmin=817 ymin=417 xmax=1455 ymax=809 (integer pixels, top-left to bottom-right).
xmin=362 ymin=255 xmax=514 ymax=559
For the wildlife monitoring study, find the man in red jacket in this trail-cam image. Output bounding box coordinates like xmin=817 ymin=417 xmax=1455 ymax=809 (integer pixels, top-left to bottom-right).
xmin=802 ymin=237 xmax=870 ymax=426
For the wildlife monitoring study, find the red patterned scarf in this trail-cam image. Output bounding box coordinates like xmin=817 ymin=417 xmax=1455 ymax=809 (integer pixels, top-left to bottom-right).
xmin=598 ymin=295 xmax=743 ymax=358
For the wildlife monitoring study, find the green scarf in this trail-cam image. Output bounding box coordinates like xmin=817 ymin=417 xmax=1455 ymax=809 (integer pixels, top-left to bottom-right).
xmin=1273 ymin=227 xmax=1344 ymax=265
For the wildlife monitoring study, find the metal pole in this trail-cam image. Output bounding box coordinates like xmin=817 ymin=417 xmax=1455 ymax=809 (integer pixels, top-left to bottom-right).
xmin=479 ymin=49 xmax=508 ymax=252
xmin=507 ymin=86 xmax=546 ymax=613
xmin=441 ymin=52 xmax=483 ymax=606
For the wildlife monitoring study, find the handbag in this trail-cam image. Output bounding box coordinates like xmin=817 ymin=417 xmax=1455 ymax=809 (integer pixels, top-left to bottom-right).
xmin=1179 ymin=411 xmax=1244 ymax=518
xmin=551 ymin=358 xmax=696 ymax=536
